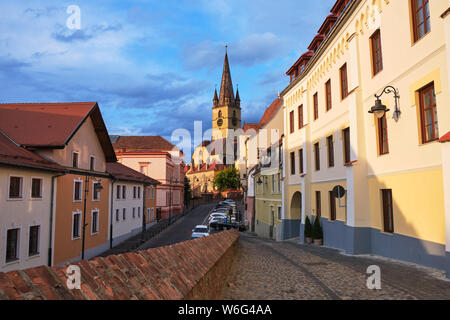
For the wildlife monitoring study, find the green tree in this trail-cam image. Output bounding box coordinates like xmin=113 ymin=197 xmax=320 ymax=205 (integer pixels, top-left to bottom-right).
xmin=304 ymin=216 xmax=313 ymax=239
xmin=213 ymin=167 xmax=240 ymax=192
xmin=312 ymin=216 xmax=323 ymax=240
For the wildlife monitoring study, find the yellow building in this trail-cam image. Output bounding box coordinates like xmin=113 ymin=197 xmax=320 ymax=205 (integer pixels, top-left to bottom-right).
xmin=282 ymin=0 xmax=450 ymax=275
xmin=251 ymin=97 xmax=285 ymax=240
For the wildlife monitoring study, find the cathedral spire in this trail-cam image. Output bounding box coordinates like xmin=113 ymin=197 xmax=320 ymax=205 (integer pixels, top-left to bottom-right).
xmin=218 ymin=47 xmax=235 ymax=107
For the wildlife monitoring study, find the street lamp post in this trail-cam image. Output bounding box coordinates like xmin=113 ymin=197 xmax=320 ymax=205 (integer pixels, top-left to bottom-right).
xmin=81 ymin=176 xmax=103 ymax=260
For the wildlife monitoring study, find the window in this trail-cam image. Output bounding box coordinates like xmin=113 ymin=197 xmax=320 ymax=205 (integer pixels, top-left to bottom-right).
xmin=138 ymin=187 xmax=141 ymax=199
xmin=92 ymin=182 xmax=100 ymax=201
xmin=327 ymin=135 xmax=335 ymax=167
xmin=290 ymin=111 xmax=295 ymax=133
xmin=72 ymin=212 xmax=81 ymax=239
xmin=370 ymin=30 xmax=383 ymax=75
xmin=133 ymin=186 xmax=137 ymax=199
xmin=91 ymin=211 xmax=99 ymax=234
xmin=9 ymin=176 xmax=23 ymax=199
xmin=277 ymin=207 xmax=282 ymax=220
xmin=122 ymin=186 xmax=126 ymax=199
xmin=315 ymin=191 xmax=321 ymax=219
xmin=74 ymin=180 xmax=82 ymax=202
xmin=31 ymin=178 xmax=43 ymax=199
xmin=329 ymin=191 xmax=336 ymax=221
xmin=419 ymin=83 xmax=439 ymax=143
xmin=116 ymin=209 xmax=120 ymax=222
xmin=382 ymin=189 xmax=394 ymax=233
xmin=72 ymin=152 xmax=79 ymax=168
xmin=290 ymin=152 xmax=296 ymax=175
xmin=411 ymin=0 xmax=430 ymax=42
xmin=299 ymin=149 xmax=304 ymax=174
xmin=6 ymin=228 xmax=19 ymax=262
xmin=297 ymin=105 xmax=304 ymax=129
xmin=151 ymin=208 xmax=155 ymax=221
xmin=29 ymin=226 xmax=40 ymax=256
xmin=277 ymin=173 xmax=281 ymax=193
xmin=123 ymin=208 xmax=126 ymax=221
xmin=90 ymin=156 xmax=95 ymax=171
xmin=325 ymin=80 xmax=332 ymax=111
xmin=313 ymin=93 xmax=319 ymax=120
xmin=116 ymin=185 xmax=121 ymax=199
xmin=340 ymin=64 xmax=348 ymax=99
xmin=343 ymin=127 xmax=351 ymax=164
xmin=271 ymin=175 xmax=275 ymax=193
xmin=378 ymin=115 xmax=389 ymax=155
xmin=133 ymin=207 xmax=136 ymax=219
xmin=138 ymin=207 xmax=141 ymax=218
xmin=314 ymin=142 xmax=320 ymax=171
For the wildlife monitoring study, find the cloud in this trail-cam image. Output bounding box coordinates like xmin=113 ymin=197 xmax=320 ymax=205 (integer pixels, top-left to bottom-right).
xmin=51 ymin=23 xmax=123 ymax=43
xmin=183 ymin=32 xmax=286 ymax=70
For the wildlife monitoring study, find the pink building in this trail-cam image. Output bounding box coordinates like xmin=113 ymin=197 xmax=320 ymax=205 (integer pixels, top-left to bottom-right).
xmin=112 ymin=136 xmax=185 ymax=220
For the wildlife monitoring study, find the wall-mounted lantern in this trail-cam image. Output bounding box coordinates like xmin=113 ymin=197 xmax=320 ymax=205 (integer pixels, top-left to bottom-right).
xmin=369 ymin=86 xmax=401 ymax=121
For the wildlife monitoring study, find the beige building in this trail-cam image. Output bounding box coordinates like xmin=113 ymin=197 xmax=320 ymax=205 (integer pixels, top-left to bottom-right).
xmin=281 ymin=0 xmax=450 ymax=276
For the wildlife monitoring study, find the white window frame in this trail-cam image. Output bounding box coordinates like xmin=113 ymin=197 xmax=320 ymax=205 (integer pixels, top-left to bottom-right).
xmin=91 ymin=210 xmax=99 ymax=235
xmin=5 ymin=226 xmax=21 ymax=264
xmin=72 ymin=211 xmax=82 ymax=240
xmin=73 ymin=179 xmax=83 ymax=202
xmin=277 ymin=206 xmax=282 ymax=221
xmin=92 ymin=181 xmax=101 ymax=201
xmin=89 ymin=155 xmax=95 ymax=171
xmin=72 ymin=151 xmax=80 ymax=168
xmin=30 ymin=177 xmax=44 ymax=200
xmin=7 ymin=175 xmax=24 ymax=200
xmin=28 ymin=224 xmax=41 ymax=257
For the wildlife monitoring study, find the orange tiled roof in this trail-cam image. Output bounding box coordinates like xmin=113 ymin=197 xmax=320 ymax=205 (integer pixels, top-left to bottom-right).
xmin=0 ymin=230 xmax=239 ymax=300
xmin=258 ymin=97 xmax=283 ymax=128
xmin=106 ymin=162 xmax=160 ymax=185
xmin=439 ymin=131 xmax=450 ymax=143
xmin=0 ymin=102 xmax=116 ymax=162
xmin=113 ymin=136 xmax=180 ymax=153
xmin=0 ymin=131 xmax=64 ymax=172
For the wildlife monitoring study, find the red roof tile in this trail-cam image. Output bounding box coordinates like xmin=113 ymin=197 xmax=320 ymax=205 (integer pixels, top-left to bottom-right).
xmin=258 ymin=97 xmax=283 ymax=128
xmin=113 ymin=136 xmax=181 ymax=154
xmin=106 ymin=162 xmax=160 ymax=184
xmin=0 ymin=102 xmax=116 ymax=162
xmin=439 ymin=131 xmax=450 ymax=143
xmin=243 ymin=123 xmax=259 ymax=132
xmin=0 ymin=230 xmax=239 ymax=300
xmin=0 ymin=131 xmax=64 ymax=171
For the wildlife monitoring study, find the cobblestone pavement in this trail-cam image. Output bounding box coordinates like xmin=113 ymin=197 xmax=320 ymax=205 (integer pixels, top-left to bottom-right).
xmin=222 ymin=233 xmax=450 ymax=300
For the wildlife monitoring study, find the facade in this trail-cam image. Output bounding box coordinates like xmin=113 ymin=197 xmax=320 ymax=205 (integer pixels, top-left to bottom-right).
xmin=106 ymin=162 xmax=160 ymax=248
xmin=249 ymin=98 xmax=285 ymax=240
xmin=281 ymin=0 xmax=450 ymax=275
xmin=0 ymin=132 xmax=64 ymax=272
xmin=0 ymin=102 xmax=117 ymax=266
xmin=113 ymin=136 xmax=185 ymax=220
xmin=186 ymin=162 xmax=226 ymax=195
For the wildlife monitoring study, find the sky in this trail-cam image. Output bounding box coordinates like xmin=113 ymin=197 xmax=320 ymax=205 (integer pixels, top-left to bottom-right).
xmin=0 ymin=0 xmax=335 ymax=161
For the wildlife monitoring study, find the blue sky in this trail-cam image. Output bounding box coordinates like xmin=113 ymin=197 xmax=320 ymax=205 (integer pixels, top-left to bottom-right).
xmin=0 ymin=0 xmax=334 ymax=159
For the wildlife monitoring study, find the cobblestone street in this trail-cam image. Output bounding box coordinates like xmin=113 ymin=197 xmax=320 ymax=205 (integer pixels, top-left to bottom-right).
xmin=222 ymin=233 xmax=450 ymax=300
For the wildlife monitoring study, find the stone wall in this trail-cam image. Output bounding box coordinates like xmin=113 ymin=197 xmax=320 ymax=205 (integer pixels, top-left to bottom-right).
xmin=0 ymin=230 xmax=239 ymax=300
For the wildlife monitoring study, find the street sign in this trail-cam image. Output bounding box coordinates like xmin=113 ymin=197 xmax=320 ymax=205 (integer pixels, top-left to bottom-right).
xmin=333 ymin=185 xmax=346 ymax=199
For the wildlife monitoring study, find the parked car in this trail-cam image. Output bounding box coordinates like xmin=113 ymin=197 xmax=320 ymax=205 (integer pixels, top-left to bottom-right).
xmin=224 ymin=199 xmax=235 ymax=204
xmin=190 ymin=225 xmax=210 ymax=240
xmin=208 ymin=213 xmax=227 ymax=223
xmin=209 ymin=217 xmax=226 ymax=229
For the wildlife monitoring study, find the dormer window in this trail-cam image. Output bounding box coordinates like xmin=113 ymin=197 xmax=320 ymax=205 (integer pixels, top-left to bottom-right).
xmin=72 ymin=152 xmax=79 ymax=168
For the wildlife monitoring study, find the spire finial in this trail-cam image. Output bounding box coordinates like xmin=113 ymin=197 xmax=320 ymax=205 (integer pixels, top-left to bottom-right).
xmin=225 ymin=44 xmax=228 ymax=53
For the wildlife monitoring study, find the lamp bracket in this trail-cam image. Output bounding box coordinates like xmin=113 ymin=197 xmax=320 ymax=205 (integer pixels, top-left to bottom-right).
xmin=374 ymin=85 xmax=401 ymax=121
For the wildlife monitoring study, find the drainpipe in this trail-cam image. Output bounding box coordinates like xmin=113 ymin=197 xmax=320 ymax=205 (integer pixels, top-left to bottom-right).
xmin=141 ymin=183 xmax=147 ymax=243
xmin=48 ymin=172 xmax=65 ymax=267
xmin=109 ymin=179 xmax=116 ymax=249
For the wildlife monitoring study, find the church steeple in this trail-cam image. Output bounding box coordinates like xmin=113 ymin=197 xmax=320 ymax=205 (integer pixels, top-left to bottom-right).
xmin=213 ymin=87 xmax=219 ymax=108
xmin=218 ymin=48 xmax=235 ymax=107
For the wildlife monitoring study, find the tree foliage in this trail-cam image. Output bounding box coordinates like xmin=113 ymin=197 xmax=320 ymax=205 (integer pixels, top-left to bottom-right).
xmin=213 ymin=167 xmax=240 ymax=192
xmin=184 ymin=176 xmax=192 ymax=205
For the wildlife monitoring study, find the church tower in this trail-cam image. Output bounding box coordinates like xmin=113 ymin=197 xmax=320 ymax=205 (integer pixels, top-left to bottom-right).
xmin=212 ymin=49 xmax=242 ymax=141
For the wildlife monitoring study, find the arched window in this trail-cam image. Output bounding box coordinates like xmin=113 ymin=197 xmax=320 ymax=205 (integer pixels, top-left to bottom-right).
xmin=233 ymin=110 xmax=236 ymax=117
xmin=218 ymin=111 xmax=222 ymax=118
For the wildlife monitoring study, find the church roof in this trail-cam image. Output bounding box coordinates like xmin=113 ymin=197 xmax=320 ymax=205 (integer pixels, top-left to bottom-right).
xmin=217 ymin=52 xmax=236 ymax=108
